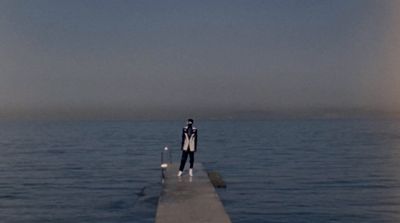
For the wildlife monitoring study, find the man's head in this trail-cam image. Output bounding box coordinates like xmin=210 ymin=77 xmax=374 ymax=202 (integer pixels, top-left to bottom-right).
xmin=187 ymin=118 xmax=194 ymax=126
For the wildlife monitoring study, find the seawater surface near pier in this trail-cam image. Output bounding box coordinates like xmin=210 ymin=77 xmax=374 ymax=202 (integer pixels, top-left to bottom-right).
xmin=1 ymin=119 xmax=400 ymax=223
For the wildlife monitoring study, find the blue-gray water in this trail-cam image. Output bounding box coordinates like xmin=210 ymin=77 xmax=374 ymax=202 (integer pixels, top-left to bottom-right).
xmin=1 ymin=119 xmax=400 ymax=223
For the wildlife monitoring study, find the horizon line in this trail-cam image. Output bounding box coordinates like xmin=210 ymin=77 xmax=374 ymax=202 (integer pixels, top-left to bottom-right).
xmin=0 ymin=107 xmax=400 ymax=121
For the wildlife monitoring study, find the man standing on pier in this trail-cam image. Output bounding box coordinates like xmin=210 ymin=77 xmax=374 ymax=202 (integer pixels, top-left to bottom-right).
xmin=178 ymin=118 xmax=198 ymax=177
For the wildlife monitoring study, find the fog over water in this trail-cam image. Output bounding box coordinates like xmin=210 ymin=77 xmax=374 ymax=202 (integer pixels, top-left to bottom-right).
xmin=0 ymin=1 xmax=399 ymax=119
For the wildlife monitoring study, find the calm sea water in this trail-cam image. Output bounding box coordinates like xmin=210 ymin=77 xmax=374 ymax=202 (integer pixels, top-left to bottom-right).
xmin=1 ymin=119 xmax=400 ymax=223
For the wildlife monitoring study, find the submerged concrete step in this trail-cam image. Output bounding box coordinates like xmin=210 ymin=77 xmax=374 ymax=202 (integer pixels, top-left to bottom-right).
xmin=155 ymin=163 xmax=231 ymax=223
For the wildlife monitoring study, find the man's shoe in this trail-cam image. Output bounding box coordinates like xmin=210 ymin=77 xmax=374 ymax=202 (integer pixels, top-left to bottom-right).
xmin=177 ymin=171 xmax=183 ymax=177
xmin=189 ymin=169 xmax=193 ymax=176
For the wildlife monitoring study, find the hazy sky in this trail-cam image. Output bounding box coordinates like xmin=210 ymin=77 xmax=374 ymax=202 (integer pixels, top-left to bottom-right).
xmin=0 ymin=0 xmax=399 ymax=119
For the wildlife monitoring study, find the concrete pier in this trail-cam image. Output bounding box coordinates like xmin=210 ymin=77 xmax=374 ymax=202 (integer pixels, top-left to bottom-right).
xmin=155 ymin=163 xmax=232 ymax=223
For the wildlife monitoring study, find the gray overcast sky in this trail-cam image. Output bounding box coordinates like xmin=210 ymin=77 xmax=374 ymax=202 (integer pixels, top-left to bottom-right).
xmin=0 ymin=0 xmax=399 ymax=119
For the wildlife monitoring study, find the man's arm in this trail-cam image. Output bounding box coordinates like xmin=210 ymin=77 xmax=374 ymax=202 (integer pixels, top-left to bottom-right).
xmin=195 ymin=129 xmax=198 ymax=151
xmin=181 ymin=128 xmax=185 ymax=149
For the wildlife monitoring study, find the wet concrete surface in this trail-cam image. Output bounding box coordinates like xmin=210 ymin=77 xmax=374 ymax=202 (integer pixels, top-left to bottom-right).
xmin=155 ymin=163 xmax=231 ymax=223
